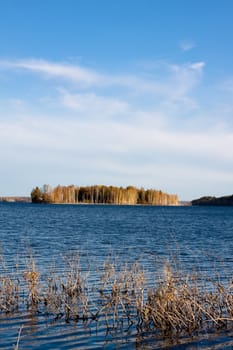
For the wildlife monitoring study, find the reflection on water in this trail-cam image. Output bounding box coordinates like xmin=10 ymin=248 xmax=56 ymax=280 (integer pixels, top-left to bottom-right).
xmin=1 ymin=312 xmax=233 ymax=349
xmin=0 ymin=203 xmax=233 ymax=349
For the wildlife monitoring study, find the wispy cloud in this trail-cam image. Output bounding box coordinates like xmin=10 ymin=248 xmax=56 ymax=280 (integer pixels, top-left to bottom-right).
xmin=1 ymin=113 xmax=233 ymax=163
xmin=0 ymin=59 xmax=103 ymax=86
xmin=1 ymin=56 xmax=233 ymax=199
xmin=0 ymin=58 xmax=204 ymax=99
xmin=59 ymin=90 xmax=129 ymax=116
xmin=1 ymin=113 xmax=233 ymax=198
xmin=167 ymin=61 xmax=205 ymax=103
xmin=179 ymin=40 xmax=196 ymax=52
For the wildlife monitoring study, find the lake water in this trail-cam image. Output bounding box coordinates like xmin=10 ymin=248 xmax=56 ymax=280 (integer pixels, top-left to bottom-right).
xmin=0 ymin=203 xmax=233 ymax=349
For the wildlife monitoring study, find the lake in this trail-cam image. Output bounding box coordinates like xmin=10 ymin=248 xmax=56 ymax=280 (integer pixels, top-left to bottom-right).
xmin=0 ymin=203 xmax=233 ymax=349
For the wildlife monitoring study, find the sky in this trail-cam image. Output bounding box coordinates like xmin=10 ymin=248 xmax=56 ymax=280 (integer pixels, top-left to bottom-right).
xmin=0 ymin=0 xmax=233 ymax=200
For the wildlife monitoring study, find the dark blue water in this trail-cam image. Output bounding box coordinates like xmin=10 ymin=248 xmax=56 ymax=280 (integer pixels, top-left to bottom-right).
xmin=0 ymin=203 xmax=233 ymax=349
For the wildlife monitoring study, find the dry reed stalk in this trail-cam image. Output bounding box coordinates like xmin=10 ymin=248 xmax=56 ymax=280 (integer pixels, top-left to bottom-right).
xmin=14 ymin=324 xmax=23 ymax=350
xmin=62 ymin=253 xmax=91 ymax=321
xmin=0 ymin=252 xmax=20 ymax=312
xmin=42 ymin=252 xmax=91 ymax=321
xmin=0 ymin=249 xmax=232 ymax=339
xmin=142 ymin=262 xmax=233 ymax=336
xmin=43 ymin=268 xmax=63 ymax=315
xmin=22 ymin=253 xmax=40 ymax=307
xmin=96 ymin=260 xmax=146 ymax=329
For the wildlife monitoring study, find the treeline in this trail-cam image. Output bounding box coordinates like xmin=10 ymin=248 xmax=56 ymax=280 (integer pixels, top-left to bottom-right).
xmin=192 ymin=195 xmax=233 ymax=206
xmin=31 ymin=184 xmax=178 ymax=206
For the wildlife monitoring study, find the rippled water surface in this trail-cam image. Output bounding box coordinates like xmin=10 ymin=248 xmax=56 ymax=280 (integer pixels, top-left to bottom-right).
xmin=0 ymin=203 xmax=233 ymax=349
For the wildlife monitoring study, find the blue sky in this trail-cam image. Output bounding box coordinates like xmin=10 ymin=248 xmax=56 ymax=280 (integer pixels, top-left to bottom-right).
xmin=0 ymin=0 xmax=233 ymax=200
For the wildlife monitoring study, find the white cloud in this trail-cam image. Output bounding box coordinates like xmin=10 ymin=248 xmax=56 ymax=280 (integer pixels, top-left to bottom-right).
xmin=0 ymin=59 xmax=103 ymax=86
xmin=1 ymin=113 xmax=233 ymax=199
xmin=179 ymin=40 xmax=196 ymax=52
xmin=190 ymin=62 xmax=205 ymax=71
xmin=1 ymin=113 xmax=233 ymax=164
xmin=1 ymin=56 xmax=233 ymax=199
xmin=0 ymin=58 xmax=205 ymax=101
xmin=59 ymin=90 xmax=129 ymax=116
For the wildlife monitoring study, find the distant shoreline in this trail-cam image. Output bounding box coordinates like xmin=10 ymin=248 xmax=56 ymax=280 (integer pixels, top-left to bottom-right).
xmin=192 ymin=195 xmax=233 ymax=206
xmin=2 ymin=197 xmax=233 ymax=207
xmin=0 ymin=196 xmax=31 ymax=203
xmin=0 ymin=197 xmax=191 ymax=206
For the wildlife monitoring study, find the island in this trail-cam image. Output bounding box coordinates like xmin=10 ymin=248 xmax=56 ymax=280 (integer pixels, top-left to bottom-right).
xmin=31 ymin=184 xmax=178 ymax=206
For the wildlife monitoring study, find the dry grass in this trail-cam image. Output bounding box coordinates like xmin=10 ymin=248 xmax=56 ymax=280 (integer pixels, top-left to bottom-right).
xmin=23 ymin=253 xmax=40 ymax=307
xmin=0 ymin=252 xmax=20 ymax=313
xmin=0 ymin=250 xmax=232 ymax=339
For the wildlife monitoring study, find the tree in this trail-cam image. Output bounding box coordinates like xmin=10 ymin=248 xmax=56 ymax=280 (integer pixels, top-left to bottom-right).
xmin=31 ymin=187 xmax=43 ymax=203
xmin=31 ymin=185 xmax=53 ymax=203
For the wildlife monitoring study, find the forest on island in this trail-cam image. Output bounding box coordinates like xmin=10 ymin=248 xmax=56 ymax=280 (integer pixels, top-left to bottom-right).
xmin=31 ymin=184 xmax=178 ymax=206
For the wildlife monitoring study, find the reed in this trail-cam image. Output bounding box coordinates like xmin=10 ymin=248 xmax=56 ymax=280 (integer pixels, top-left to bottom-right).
xmin=0 ymin=250 xmax=232 ymax=340
xmin=14 ymin=325 xmax=23 ymax=350
xmin=0 ymin=252 xmax=20 ymax=312
xmin=23 ymin=253 xmax=40 ymax=307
